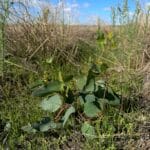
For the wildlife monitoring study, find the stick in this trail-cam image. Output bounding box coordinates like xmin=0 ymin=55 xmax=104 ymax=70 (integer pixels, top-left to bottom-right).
xmin=28 ymin=38 xmax=49 ymax=60
xmin=5 ymin=60 xmax=37 ymax=74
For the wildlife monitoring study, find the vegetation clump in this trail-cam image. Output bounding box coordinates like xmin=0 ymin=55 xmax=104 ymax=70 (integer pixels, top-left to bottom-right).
xmin=22 ymin=63 xmax=121 ymax=137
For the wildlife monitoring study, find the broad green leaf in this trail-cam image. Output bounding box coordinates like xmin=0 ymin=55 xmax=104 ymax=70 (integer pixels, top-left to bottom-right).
xmin=32 ymin=80 xmax=63 ymax=97
xmin=39 ymin=121 xmax=57 ymax=132
xmin=34 ymin=117 xmax=62 ymax=132
xmin=106 ymin=95 xmax=120 ymax=106
xmin=89 ymin=64 xmax=100 ymax=76
xmin=22 ymin=118 xmax=61 ymax=133
xmin=40 ymin=94 xmax=62 ymax=112
xmin=84 ymin=79 xmax=95 ymax=92
xmin=31 ymin=117 xmax=52 ymax=131
xmin=85 ymin=94 xmax=95 ymax=102
xmin=84 ymin=102 xmax=100 ymax=117
xmin=75 ymin=75 xmax=87 ymax=90
xmin=81 ymin=122 xmax=96 ymax=139
xmin=104 ymin=88 xmax=120 ymax=106
xmin=96 ymin=80 xmax=105 ymax=88
xmin=95 ymin=86 xmax=120 ymax=106
xmin=21 ymin=124 xmax=37 ymax=133
xmin=62 ymin=106 xmax=75 ymax=126
xmin=94 ymin=85 xmax=106 ymax=98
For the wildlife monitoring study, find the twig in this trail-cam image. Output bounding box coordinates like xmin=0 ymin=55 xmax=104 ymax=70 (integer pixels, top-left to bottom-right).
xmin=55 ymin=104 xmax=69 ymax=121
xmin=4 ymin=60 xmax=37 ymax=74
xmin=93 ymin=132 xmax=147 ymax=139
xmin=28 ymin=38 xmax=49 ymax=60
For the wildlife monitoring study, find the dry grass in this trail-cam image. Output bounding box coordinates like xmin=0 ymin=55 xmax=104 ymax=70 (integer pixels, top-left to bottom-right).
xmin=6 ymin=23 xmax=98 ymax=68
xmin=5 ymin=2 xmax=99 ymax=69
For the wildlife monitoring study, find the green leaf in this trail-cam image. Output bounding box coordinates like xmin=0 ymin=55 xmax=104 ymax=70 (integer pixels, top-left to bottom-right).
xmin=62 ymin=106 xmax=75 ymax=127
xmin=32 ymin=80 xmax=63 ymax=97
xmin=22 ymin=118 xmax=61 ymax=133
xmin=96 ymin=80 xmax=105 ymax=87
xmin=30 ymin=117 xmax=52 ymax=131
xmin=107 ymin=97 xmax=120 ymax=106
xmin=84 ymin=102 xmax=100 ymax=117
xmin=21 ymin=124 xmax=37 ymax=133
xmin=46 ymin=57 xmax=53 ymax=64
xmin=40 ymin=94 xmax=62 ymax=112
xmin=106 ymin=90 xmax=120 ymax=106
xmin=95 ymin=86 xmax=120 ymax=106
xmin=39 ymin=121 xmax=57 ymax=132
xmin=75 ymin=75 xmax=87 ymax=90
xmin=33 ymin=117 xmax=61 ymax=132
xmin=89 ymin=64 xmax=100 ymax=76
xmin=85 ymin=94 xmax=95 ymax=102
xmin=97 ymin=30 xmax=105 ymax=41
xmin=104 ymin=88 xmax=120 ymax=106
xmin=37 ymin=124 xmax=50 ymax=132
xmin=81 ymin=122 xmax=96 ymax=139
xmin=38 ymin=118 xmax=61 ymax=131
xmin=95 ymin=80 xmax=120 ymax=106
xmin=84 ymin=79 xmax=95 ymax=92
xmin=95 ymin=85 xmax=105 ymax=98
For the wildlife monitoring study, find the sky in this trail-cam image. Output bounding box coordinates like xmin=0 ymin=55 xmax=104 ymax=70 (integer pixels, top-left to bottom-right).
xmin=50 ymin=0 xmax=136 ymax=23
xmin=11 ymin=0 xmax=150 ymax=24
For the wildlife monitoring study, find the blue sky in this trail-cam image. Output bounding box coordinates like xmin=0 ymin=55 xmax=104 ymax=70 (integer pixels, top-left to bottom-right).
xmin=12 ymin=0 xmax=150 ymax=24
xmin=49 ymin=0 xmax=137 ymax=24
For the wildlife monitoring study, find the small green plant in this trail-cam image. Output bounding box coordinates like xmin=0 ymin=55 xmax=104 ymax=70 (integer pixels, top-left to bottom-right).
xmin=22 ymin=63 xmax=121 ymax=138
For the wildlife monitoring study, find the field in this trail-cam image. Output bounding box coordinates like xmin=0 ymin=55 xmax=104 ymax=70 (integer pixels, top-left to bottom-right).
xmin=0 ymin=0 xmax=150 ymax=149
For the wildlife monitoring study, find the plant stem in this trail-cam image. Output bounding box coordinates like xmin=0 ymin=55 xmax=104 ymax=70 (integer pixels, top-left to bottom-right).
xmin=0 ymin=0 xmax=9 ymax=77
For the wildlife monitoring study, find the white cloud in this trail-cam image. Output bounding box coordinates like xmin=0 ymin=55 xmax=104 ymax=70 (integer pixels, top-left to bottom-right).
xmin=57 ymin=2 xmax=79 ymax=13
xmin=61 ymin=2 xmax=79 ymax=13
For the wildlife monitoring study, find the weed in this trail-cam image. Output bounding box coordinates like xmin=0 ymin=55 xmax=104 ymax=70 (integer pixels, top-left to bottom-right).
xmin=22 ymin=64 xmax=121 ymax=137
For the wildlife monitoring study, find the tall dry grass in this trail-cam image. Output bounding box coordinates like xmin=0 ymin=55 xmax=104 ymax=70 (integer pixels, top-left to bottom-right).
xmin=5 ymin=1 xmax=97 ymax=71
xmin=101 ymin=0 xmax=150 ymax=99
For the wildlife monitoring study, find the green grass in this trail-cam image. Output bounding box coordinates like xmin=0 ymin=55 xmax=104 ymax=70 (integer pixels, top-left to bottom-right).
xmin=1 ymin=89 xmax=146 ymax=149
xmin=0 ymin=66 xmax=148 ymax=149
